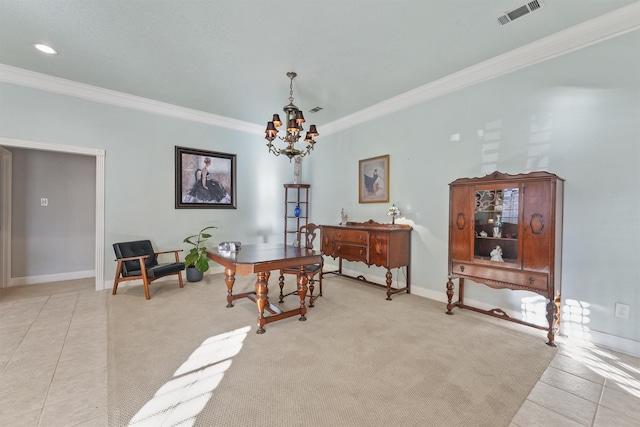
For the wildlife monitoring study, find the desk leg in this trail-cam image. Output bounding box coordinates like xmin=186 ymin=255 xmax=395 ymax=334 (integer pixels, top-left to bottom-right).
xmin=224 ymin=267 xmax=236 ymax=308
xmin=297 ymin=266 xmax=308 ymax=321
xmin=256 ymin=271 xmax=269 ymax=334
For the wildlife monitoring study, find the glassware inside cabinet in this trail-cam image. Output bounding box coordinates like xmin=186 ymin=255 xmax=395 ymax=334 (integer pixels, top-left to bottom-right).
xmin=474 ymin=188 xmax=519 ymax=263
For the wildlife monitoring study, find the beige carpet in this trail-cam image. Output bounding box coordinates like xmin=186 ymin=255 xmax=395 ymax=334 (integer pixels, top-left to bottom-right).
xmin=108 ymin=273 xmax=557 ymax=427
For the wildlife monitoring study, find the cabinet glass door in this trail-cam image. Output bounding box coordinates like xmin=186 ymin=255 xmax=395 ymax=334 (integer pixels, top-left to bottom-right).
xmin=474 ymin=188 xmax=519 ymax=263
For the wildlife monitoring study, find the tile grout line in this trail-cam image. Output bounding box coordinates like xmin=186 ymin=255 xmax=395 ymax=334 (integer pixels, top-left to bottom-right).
xmin=0 ymin=295 xmax=50 ymax=378
xmin=36 ymin=291 xmax=80 ymax=427
xmin=589 ymin=377 xmax=608 ymax=427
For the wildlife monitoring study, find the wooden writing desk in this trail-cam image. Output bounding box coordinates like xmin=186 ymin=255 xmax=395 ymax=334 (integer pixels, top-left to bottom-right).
xmin=320 ymin=220 xmax=412 ymax=300
xmin=206 ymin=243 xmax=322 ymax=334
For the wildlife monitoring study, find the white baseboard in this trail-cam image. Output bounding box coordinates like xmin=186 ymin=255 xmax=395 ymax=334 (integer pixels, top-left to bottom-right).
xmin=323 ymin=264 xmax=640 ymax=358
xmin=569 ymin=329 xmax=640 ymax=358
xmin=9 ymin=270 xmax=94 ymax=287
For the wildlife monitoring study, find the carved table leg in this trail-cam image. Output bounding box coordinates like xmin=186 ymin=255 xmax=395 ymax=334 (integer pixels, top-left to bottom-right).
xmin=224 ymin=267 xmax=236 ymax=308
xmin=546 ymin=298 xmax=558 ymax=347
xmin=278 ymin=273 xmax=285 ymax=303
xmin=307 ymin=276 xmax=315 ymax=307
xmin=385 ymin=269 xmax=393 ymax=301
xmin=297 ymin=266 xmax=308 ymax=321
xmin=255 ymin=271 xmax=269 ymax=334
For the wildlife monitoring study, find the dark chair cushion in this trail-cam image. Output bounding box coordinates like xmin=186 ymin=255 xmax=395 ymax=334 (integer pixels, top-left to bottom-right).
xmin=113 ymin=240 xmax=158 ymax=276
xmin=146 ymin=262 xmax=185 ymax=278
xmin=283 ymin=264 xmax=321 ymax=274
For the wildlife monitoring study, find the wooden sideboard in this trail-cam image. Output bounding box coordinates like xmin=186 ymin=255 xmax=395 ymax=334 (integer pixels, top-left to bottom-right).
xmin=320 ymin=220 xmax=412 ymax=300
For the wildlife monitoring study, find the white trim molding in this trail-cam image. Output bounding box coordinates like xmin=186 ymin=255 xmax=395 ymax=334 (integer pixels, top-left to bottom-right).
xmin=0 ymin=65 xmax=264 ymax=136
xmin=0 ymin=3 xmax=637 ymax=137
xmin=322 ymin=2 xmax=640 ymax=135
xmin=10 ymin=270 xmax=95 ymax=287
xmin=0 ymin=147 xmax=12 ymax=288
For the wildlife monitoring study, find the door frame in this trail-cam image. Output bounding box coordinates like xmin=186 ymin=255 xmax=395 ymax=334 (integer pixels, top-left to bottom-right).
xmin=0 ymin=137 xmax=105 ymax=291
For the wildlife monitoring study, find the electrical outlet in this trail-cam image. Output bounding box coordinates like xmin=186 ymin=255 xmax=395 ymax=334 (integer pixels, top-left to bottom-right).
xmin=40 ymin=198 xmax=48 ymax=206
xmin=614 ymin=303 xmax=630 ymax=319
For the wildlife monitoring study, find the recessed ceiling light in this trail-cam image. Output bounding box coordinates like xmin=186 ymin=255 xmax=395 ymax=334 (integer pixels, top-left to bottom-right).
xmin=34 ymin=44 xmax=57 ymax=55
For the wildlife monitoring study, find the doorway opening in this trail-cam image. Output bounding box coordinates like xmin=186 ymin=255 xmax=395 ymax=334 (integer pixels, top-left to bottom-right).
xmin=0 ymin=137 xmax=105 ymax=291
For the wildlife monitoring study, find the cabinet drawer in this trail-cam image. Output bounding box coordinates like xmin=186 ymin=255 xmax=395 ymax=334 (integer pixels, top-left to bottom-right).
xmin=335 ymin=243 xmax=368 ymax=263
xmin=335 ymin=229 xmax=368 ymax=244
xmin=451 ymin=262 xmax=549 ymax=292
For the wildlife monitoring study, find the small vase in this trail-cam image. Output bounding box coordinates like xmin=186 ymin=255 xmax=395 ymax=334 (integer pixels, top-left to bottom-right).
xmin=294 ymin=204 xmax=301 ymax=218
xmin=340 ymin=208 xmax=348 ymax=226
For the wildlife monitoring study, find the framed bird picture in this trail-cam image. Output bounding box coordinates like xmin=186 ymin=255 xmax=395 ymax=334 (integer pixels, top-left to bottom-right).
xmin=359 ymin=154 xmax=389 ymax=203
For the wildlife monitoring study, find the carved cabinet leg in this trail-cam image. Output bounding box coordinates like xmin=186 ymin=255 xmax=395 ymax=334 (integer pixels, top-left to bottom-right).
xmin=385 ymin=269 xmax=393 ymax=301
xmin=545 ymin=299 xmax=558 ymax=347
xmin=446 ymin=276 xmax=455 ymax=314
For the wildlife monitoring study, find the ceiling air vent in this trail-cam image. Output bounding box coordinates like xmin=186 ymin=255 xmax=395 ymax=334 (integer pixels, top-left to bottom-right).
xmin=309 ymin=106 xmax=323 ymax=113
xmin=497 ymin=0 xmax=545 ymax=26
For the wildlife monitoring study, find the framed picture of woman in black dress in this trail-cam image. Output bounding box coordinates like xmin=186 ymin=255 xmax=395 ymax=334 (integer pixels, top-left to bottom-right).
xmin=175 ymin=146 xmax=236 ymax=209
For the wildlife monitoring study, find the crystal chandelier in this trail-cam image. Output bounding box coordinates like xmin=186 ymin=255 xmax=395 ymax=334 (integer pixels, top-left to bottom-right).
xmin=264 ymin=72 xmax=319 ymax=160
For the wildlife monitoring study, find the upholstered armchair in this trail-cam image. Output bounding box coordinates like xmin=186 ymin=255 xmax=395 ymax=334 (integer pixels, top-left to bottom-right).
xmin=112 ymin=240 xmax=185 ymax=300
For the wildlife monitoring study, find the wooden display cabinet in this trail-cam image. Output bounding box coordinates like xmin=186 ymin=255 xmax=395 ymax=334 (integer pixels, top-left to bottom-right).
xmin=446 ymin=171 xmax=564 ymax=346
xmin=284 ymin=184 xmax=310 ymax=245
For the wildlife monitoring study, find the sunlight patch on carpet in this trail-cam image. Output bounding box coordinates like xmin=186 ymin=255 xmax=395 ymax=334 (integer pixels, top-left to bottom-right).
xmin=128 ymin=326 xmax=250 ymax=427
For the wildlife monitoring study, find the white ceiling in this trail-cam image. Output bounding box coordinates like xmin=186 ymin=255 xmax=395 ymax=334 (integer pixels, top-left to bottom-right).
xmin=0 ymin=0 xmax=637 ymax=130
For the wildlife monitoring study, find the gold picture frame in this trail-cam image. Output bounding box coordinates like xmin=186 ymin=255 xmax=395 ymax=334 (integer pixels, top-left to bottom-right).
xmin=359 ymin=155 xmax=389 ymax=203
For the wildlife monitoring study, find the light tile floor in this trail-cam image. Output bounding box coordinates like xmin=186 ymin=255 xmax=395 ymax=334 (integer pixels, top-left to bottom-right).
xmin=0 ymin=279 xmax=107 ymax=426
xmin=1 ymin=279 xmax=638 ymax=426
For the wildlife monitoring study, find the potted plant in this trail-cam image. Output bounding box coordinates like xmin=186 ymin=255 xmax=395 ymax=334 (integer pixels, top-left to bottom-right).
xmin=183 ymin=226 xmax=216 ymax=282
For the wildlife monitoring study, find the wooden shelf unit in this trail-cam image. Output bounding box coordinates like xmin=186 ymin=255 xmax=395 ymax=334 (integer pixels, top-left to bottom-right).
xmin=284 ymin=184 xmax=310 ymax=246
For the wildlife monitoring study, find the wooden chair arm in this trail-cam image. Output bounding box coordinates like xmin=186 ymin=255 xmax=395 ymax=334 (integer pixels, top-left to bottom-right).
xmin=154 ymin=249 xmax=183 ymax=256
xmin=114 ymin=254 xmax=150 ymax=262
xmin=154 ymin=249 xmax=184 ymax=263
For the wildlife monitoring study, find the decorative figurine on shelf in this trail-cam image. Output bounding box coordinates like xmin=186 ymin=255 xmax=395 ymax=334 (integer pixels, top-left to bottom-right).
xmin=294 ymin=204 xmax=301 ymax=218
xmin=293 ymin=157 xmax=301 ymax=184
xmin=387 ymin=204 xmax=401 ymax=224
xmin=493 ymin=214 xmax=502 ymax=238
xmin=495 ymin=194 xmax=503 ymax=212
xmin=340 ymin=208 xmax=348 ymax=226
xmin=490 ymin=246 xmax=504 ymax=262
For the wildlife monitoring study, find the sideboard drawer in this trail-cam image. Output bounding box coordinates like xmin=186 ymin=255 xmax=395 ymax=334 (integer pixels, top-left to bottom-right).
xmin=335 ymin=243 xmax=368 ymax=263
xmin=335 ymin=229 xmax=368 ymax=244
xmin=451 ymin=262 xmax=549 ymax=292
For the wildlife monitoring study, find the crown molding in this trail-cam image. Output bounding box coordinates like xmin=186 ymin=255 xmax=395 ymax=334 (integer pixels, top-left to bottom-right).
xmin=1 ymin=2 xmax=638 ymax=136
xmin=0 ymin=65 xmax=264 ymax=136
xmin=321 ymin=2 xmax=640 ymax=135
